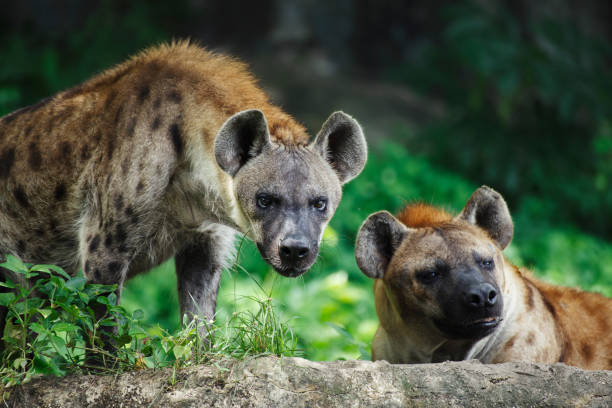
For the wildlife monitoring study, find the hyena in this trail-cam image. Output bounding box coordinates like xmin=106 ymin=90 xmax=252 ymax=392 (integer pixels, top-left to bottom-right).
xmin=0 ymin=41 xmax=367 ymax=341
xmin=355 ymin=186 xmax=612 ymax=370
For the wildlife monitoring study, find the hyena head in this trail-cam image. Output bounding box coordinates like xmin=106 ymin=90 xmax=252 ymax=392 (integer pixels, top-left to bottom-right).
xmin=215 ymin=109 xmax=367 ymax=277
xmin=356 ymin=186 xmax=514 ymax=341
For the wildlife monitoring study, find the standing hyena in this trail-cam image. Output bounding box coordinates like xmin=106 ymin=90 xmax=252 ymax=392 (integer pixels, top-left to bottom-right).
xmin=0 ymin=42 xmax=367 ymax=340
xmin=355 ymin=186 xmax=612 ymax=370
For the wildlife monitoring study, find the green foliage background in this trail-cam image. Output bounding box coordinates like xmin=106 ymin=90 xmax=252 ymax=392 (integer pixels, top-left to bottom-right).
xmin=1 ymin=1 xmax=611 ymax=361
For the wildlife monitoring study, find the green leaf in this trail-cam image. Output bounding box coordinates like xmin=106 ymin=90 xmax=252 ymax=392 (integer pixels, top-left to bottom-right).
xmin=51 ymin=322 xmax=78 ymax=333
xmin=66 ymin=276 xmax=87 ymax=291
xmin=132 ymin=309 xmax=145 ymax=320
xmin=31 ymin=264 xmax=70 ymax=279
xmin=115 ymin=334 xmax=132 ymax=347
xmin=0 ymin=279 xmax=16 ymax=289
xmin=32 ymin=355 xmax=65 ymax=377
xmin=0 ymin=292 xmax=15 ymax=306
xmin=173 ymin=344 xmax=188 ymax=360
xmin=0 ymin=255 xmax=29 ymax=274
xmin=29 ymin=322 xmax=48 ymax=334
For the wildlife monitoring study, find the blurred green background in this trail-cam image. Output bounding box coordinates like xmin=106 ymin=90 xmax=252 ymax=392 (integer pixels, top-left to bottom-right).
xmin=1 ymin=0 xmax=611 ymax=361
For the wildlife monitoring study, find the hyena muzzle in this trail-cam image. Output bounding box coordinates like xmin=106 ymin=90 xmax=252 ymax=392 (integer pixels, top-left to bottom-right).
xmin=355 ymin=186 xmax=612 ymax=370
xmin=0 ymin=41 xmax=367 ymax=347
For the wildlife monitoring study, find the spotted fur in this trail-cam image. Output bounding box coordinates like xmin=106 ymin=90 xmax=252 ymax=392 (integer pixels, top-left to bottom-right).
xmin=0 ymin=41 xmax=367 ymax=342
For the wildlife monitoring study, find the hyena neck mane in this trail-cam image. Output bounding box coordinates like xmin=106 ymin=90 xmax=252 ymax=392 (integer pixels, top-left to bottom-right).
xmin=397 ymin=202 xmax=452 ymax=228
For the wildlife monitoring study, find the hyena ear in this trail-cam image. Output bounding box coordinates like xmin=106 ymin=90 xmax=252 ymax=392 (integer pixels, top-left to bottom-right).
xmin=355 ymin=211 xmax=410 ymax=279
xmin=457 ymin=186 xmax=514 ymax=250
xmin=215 ymin=109 xmax=272 ymax=177
xmin=312 ymin=111 xmax=367 ymax=184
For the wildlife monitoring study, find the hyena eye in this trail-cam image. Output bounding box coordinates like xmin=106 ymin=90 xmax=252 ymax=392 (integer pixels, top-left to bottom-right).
xmin=256 ymin=195 xmax=273 ymax=209
xmin=416 ymin=269 xmax=439 ymax=284
xmin=480 ymin=259 xmax=494 ymax=270
xmin=312 ymin=198 xmax=327 ymax=211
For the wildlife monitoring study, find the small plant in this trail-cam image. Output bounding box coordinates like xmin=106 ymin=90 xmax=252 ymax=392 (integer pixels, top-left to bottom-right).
xmin=0 ymin=255 xmax=299 ymax=392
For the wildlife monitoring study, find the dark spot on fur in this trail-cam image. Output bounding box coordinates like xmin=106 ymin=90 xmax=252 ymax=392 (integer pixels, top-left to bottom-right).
xmin=17 ymin=240 xmax=26 ymax=254
xmin=35 ymin=227 xmax=45 ymax=236
xmin=542 ymin=297 xmax=556 ymax=318
xmin=0 ymin=147 xmax=16 ymax=178
xmin=14 ymin=185 xmax=30 ymax=208
xmin=525 ymin=281 xmax=535 ymax=310
xmin=49 ymin=218 xmax=59 ymax=234
xmin=89 ymin=235 xmax=101 ymax=252
xmin=54 ymin=183 xmax=67 ymax=201
xmin=59 ymin=142 xmax=72 ymax=162
xmin=85 ymin=261 xmax=90 ymax=273
xmin=81 ymin=144 xmax=90 ymax=160
xmin=125 ymin=206 xmax=134 ymax=217
xmin=138 ymin=86 xmax=150 ymax=103
xmin=114 ymin=104 xmax=124 ymax=125
xmin=108 ymin=261 xmax=123 ymax=274
xmin=558 ymin=340 xmax=569 ymax=362
xmin=107 ymin=137 xmax=115 ymax=160
xmin=167 ymin=90 xmax=182 ymax=103
xmin=94 ymin=130 xmax=102 ymax=143
xmin=104 ymin=90 xmax=117 ymax=110
xmin=503 ymin=334 xmax=517 ymax=351
xmin=127 ymin=118 xmax=136 ymax=138
xmin=93 ymin=269 xmax=102 ymax=281
xmin=581 ymin=343 xmax=593 ymax=362
xmin=169 ymin=123 xmax=183 ymax=155
xmin=121 ymin=158 xmax=129 ymax=175
xmin=136 ymin=181 xmax=144 ymax=192
xmin=153 ymin=97 xmax=161 ymax=110
xmin=25 ymin=125 xmax=34 ymax=138
xmin=526 ymin=332 xmax=535 ymax=345
xmin=104 ymin=235 xmax=113 ymax=248
xmin=151 ymin=116 xmax=161 ymax=131
xmin=156 ymin=164 xmax=162 ymax=175
xmin=114 ymin=194 xmax=124 ymax=211
xmin=115 ymin=223 xmax=127 ymax=242
xmin=118 ymin=243 xmax=129 ymax=253
xmin=28 ymin=142 xmax=42 ymax=170
xmin=106 ymin=174 xmax=112 ymax=188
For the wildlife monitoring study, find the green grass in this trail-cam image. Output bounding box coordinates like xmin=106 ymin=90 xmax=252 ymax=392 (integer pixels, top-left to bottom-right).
xmin=0 ymin=255 xmax=298 ymax=393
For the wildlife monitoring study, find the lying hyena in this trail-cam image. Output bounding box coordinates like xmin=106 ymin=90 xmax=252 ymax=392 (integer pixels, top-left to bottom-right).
xmin=0 ymin=41 xmax=367 ymax=340
xmin=355 ymin=186 xmax=612 ymax=370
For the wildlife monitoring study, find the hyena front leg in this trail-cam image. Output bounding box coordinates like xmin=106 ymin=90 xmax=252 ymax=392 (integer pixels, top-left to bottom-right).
xmin=175 ymin=224 xmax=236 ymax=339
xmin=79 ymin=210 xmax=137 ymax=355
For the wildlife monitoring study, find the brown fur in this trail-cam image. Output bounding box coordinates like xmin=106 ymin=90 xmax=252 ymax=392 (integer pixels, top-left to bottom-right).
xmin=397 ymin=202 xmax=452 ymax=228
xmin=357 ymin=188 xmax=612 ymax=370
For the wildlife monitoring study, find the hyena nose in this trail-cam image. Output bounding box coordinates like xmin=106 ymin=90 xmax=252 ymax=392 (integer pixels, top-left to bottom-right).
xmin=279 ymin=237 xmax=310 ymax=264
xmin=466 ymin=283 xmax=498 ymax=309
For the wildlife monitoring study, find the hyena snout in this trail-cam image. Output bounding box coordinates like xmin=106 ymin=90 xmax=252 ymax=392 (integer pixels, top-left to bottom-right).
xmin=465 ymin=282 xmax=498 ymax=310
xmin=279 ymin=235 xmax=311 ymax=264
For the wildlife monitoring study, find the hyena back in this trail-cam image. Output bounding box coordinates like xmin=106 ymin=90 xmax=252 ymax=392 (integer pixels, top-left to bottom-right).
xmin=0 ymin=41 xmax=367 ymax=339
xmin=355 ymin=186 xmax=612 ymax=370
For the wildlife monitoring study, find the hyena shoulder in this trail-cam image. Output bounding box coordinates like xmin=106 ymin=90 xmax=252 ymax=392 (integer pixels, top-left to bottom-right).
xmin=524 ymin=274 xmax=612 ymax=369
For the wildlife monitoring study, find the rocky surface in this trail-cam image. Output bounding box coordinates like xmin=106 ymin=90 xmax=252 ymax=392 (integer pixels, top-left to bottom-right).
xmin=5 ymin=356 xmax=611 ymax=407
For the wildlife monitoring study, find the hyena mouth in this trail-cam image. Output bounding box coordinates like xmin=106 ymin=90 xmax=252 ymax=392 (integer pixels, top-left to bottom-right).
xmin=435 ymin=316 xmax=502 ymax=340
xmin=275 ymin=267 xmax=308 ymax=278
